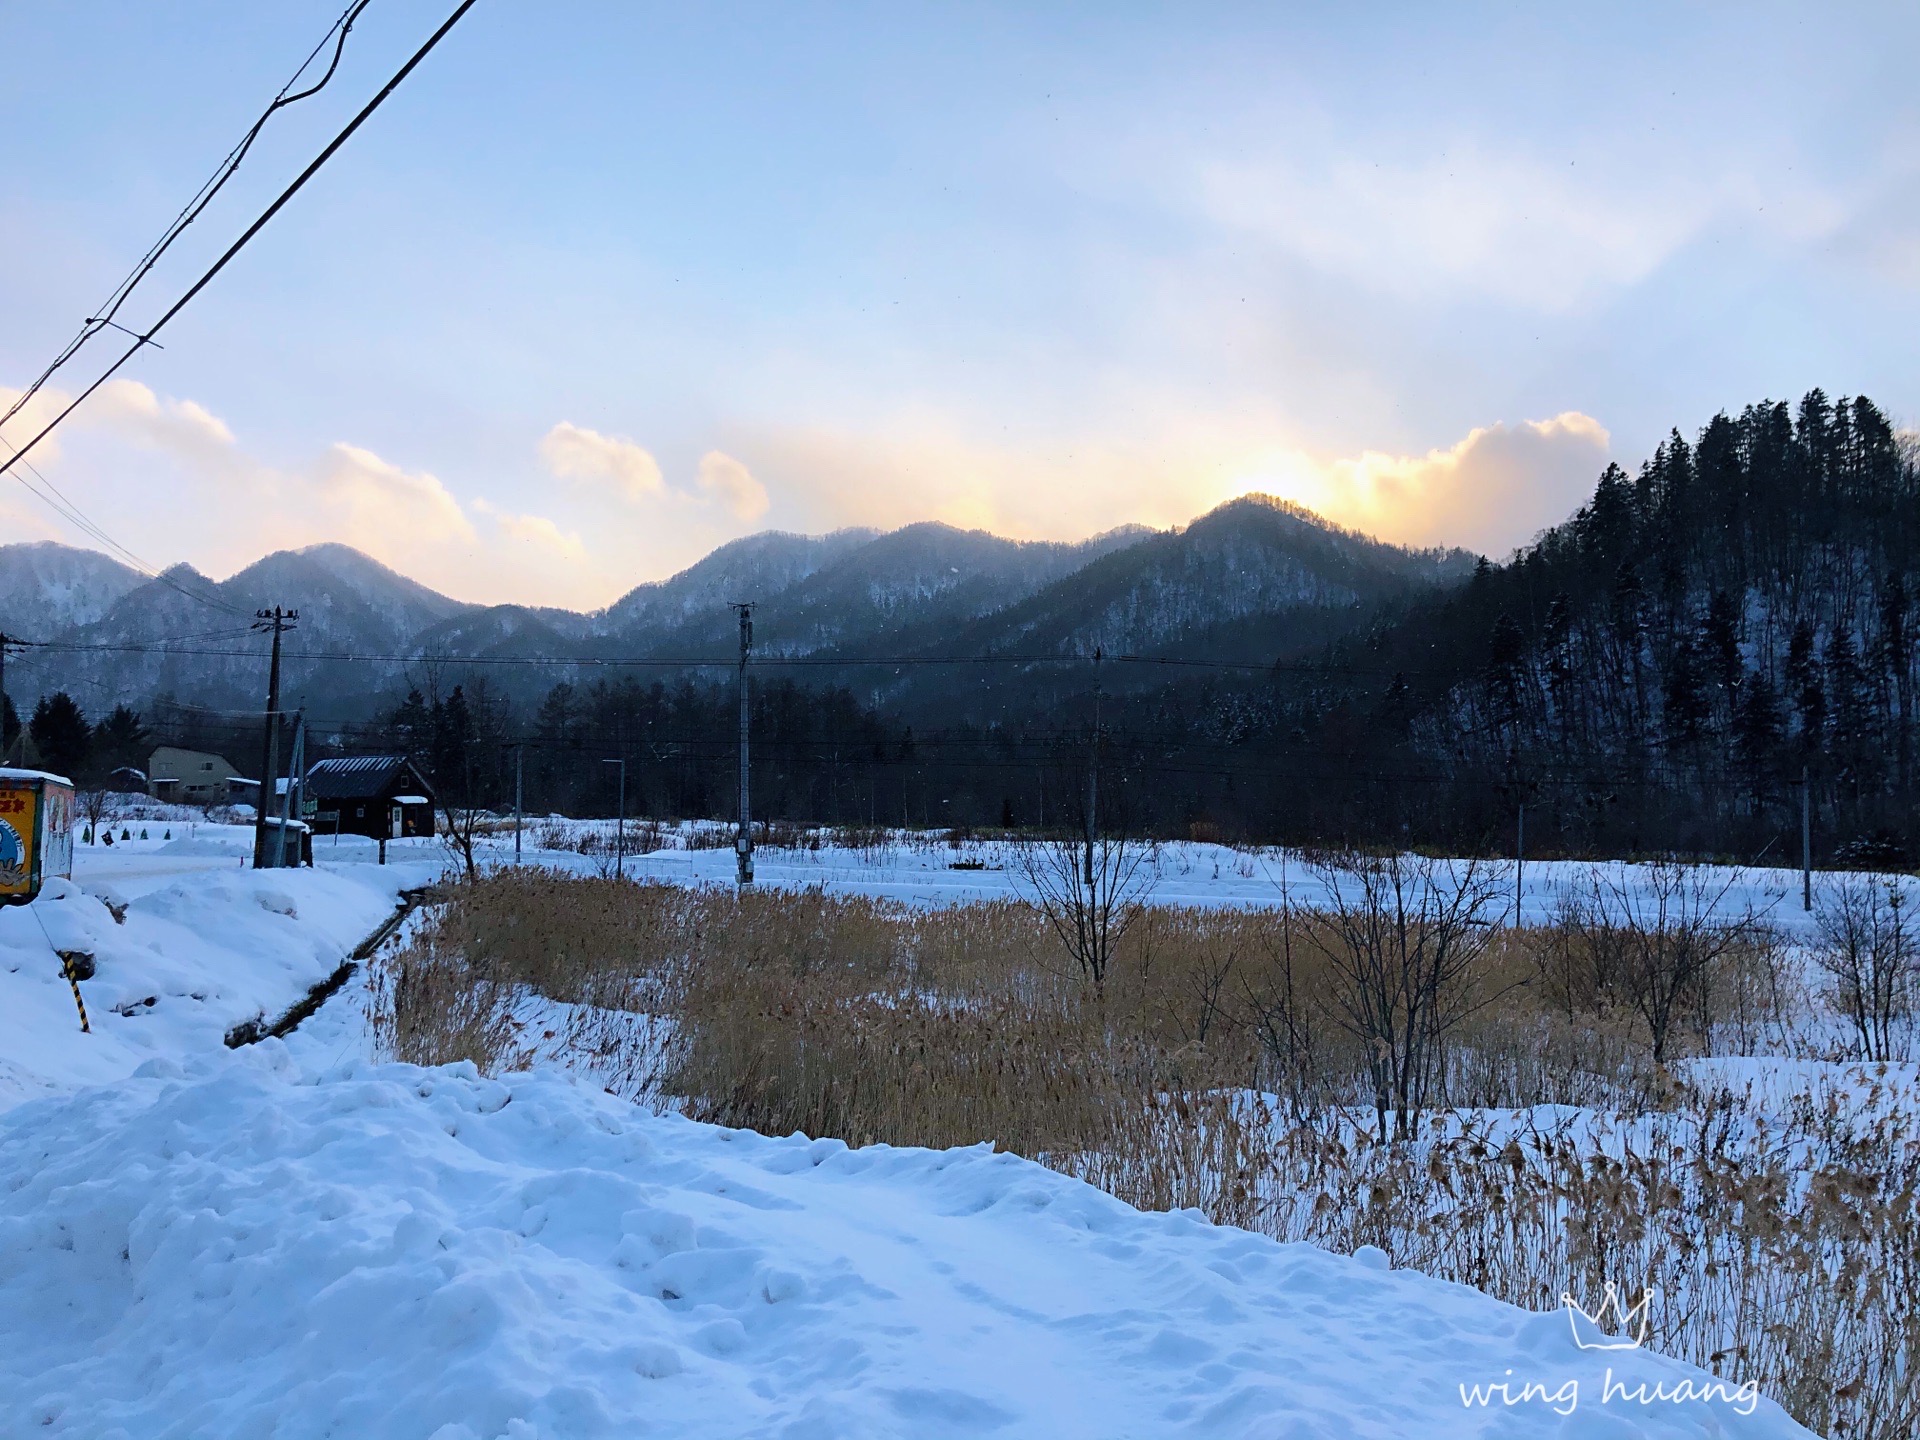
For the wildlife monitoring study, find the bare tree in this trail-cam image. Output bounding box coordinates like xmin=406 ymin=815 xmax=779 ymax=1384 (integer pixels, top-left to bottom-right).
xmin=77 ymin=789 xmax=113 ymax=846
xmin=1015 ymin=829 xmax=1157 ymax=994
xmin=1813 ymin=874 xmax=1917 ymax=1062
xmin=437 ymin=797 xmax=485 ymax=883
xmin=1238 ymin=897 xmax=1322 ymax=1122
xmin=1302 ymin=850 xmax=1508 ymax=1141
xmin=1579 ymin=859 xmax=1764 ymax=1068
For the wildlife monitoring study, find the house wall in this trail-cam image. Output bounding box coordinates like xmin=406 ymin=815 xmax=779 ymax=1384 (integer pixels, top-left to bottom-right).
xmin=315 ymin=797 xmax=434 ymax=840
xmin=147 ymin=747 xmax=240 ymax=806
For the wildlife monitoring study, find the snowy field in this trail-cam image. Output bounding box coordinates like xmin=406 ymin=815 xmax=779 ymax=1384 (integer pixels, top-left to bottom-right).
xmin=0 ymin=817 xmax=1850 ymax=1435
xmin=461 ymin=816 xmax=1824 ymax=936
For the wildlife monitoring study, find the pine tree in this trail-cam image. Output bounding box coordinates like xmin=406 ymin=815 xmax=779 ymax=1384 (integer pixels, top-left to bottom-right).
xmin=1663 ymin=637 xmax=1707 ymax=749
xmin=1701 ymin=590 xmax=1743 ymax=729
xmin=93 ymin=705 xmax=150 ymax=780
xmin=1373 ymin=673 xmax=1418 ymax=740
xmin=1485 ymin=613 xmax=1528 ymax=737
xmin=431 ymin=686 xmax=475 ymax=804
xmin=1827 ymin=629 xmax=1872 ymax=790
xmin=1609 ymin=562 xmax=1647 ymax=740
xmin=383 ymin=688 xmax=430 ymax=757
xmin=1785 ymin=619 xmax=1825 ymax=752
xmin=1874 ymin=576 xmax=1913 ymax=784
xmin=1732 ymin=668 xmax=1783 ymax=806
xmin=1543 ymin=593 xmax=1576 ymax=745
xmin=28 ymin=692 xmax=90 ymax=779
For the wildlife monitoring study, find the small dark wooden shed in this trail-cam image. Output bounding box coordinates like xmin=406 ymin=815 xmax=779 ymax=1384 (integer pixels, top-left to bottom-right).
xmin=305 ymin=756 xmax=436 ymax=841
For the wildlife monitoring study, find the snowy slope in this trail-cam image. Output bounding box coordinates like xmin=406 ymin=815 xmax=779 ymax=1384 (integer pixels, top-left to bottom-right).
xmin=0 ymin=833 xmax=440 ymax=1108
xmin=0 ymin=1049 xmax=1808 ymax=1439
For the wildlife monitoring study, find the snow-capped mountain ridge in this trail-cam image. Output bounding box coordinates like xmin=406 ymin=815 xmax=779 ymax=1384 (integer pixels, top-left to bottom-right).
xmin=0 ymin=500 xmax=1473 ymax=715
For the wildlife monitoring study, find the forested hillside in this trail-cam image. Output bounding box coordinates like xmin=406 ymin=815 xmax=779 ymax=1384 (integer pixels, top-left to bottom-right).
xmin=1342 ymin=391 xmax=1920 ymax=857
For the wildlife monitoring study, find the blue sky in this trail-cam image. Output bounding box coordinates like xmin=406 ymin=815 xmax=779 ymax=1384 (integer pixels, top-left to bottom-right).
xmin=3 ymin=2 xmax=1917 ymax=607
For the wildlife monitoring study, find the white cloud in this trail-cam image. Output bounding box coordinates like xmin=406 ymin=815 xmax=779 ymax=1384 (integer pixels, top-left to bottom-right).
xmin=91 ymin=380 xmax=238 ymax=451
xmin=749 ymin=409 xmax=1610 ymax=558
xmin=474 ymin=498 xmax=590 ymax=563
xmin=539 ymin=421 xmax=665 ymax=501
xmin=316 ymin=443 xmax=475 ymax=545
xmin=1197 ymin=147 xmax=1705 ymax=312
xmin=1242 ymin=413 xmax=1612 ymax=554
xmin=696 ymin=450 xmax=769 ymax=520
xmin=538 ymin=424 xmax=770 ymax=521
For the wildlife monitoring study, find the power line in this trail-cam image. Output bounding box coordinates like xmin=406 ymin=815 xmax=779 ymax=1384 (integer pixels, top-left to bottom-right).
xmin=0 ymin=434 xmax=249 ymax=615
xmin=17 ymin=637 xmax=1462 ymax=678
xmin=0 ymin=0 xmax=480 ymax=483
xmin=0 ymin=1 xmax=374 ymax=435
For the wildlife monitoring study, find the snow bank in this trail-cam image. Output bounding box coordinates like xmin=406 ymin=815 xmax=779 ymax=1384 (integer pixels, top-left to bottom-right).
xmin=0 ymin=855 xmax=435 ymax=1110
xmin=0 ymin=1051 xmax=1809 ymax=1438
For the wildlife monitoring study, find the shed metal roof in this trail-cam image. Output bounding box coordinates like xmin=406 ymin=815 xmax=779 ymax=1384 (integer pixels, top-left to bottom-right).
xmin=304 ymin=755 xmax=435 ymax=802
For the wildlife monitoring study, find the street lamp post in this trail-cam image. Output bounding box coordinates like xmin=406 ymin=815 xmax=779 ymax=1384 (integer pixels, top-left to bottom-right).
xmin=601 ymin=757 xmax=626 ymax=879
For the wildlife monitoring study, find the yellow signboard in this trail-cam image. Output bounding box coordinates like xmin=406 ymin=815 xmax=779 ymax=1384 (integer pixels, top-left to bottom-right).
xmin=0 ymin=771 xmax=75 ymax=905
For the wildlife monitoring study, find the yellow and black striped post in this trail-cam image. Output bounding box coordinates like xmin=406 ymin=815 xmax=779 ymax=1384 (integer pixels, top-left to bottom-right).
xmin=58 ymin=953 xmax=90 ymax=1034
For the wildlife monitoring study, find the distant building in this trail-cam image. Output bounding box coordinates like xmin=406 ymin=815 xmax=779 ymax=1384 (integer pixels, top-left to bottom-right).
xmin=305 ymin=755 xmax=436 ymax=840
xmin=146 ymin=747 xmax=242 ymax=805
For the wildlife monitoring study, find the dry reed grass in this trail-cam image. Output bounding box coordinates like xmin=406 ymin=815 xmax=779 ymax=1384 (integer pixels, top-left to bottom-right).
xmin=371 ymin=868 xmax=1909 ymax=1438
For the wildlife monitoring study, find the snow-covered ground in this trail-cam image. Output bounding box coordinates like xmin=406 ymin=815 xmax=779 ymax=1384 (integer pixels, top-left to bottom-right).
xmin=3 ymin=1045 xmax=1806 ymax=1437
xmin=0 ymin=818 xmax=1832 ymax=1435
xmin=0 ymin=825 xmax=440 ymax=1107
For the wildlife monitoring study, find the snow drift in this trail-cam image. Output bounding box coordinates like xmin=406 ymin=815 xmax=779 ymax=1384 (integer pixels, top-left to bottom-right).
xmin=0 ymin=1047 xmax=1808 ymax=1438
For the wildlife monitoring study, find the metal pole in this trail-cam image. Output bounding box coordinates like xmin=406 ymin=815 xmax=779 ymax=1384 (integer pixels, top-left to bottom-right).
xmin=1515 ymin=800 xmax=1525 ymax=928
xmin=1801 ymin=764 xmax=1812 ymax=912
xmin=273 ymin=713 xmax=304 ymax=869
xmin=601 ymin=758 xmax=626 ymax=879
xmin=514 ymin=745 xmax=523 ymax=866
xmin=1085 ymin=647 xmax=1101 ymax=888
xmin=251 ymin=607 xmax=295 ymax=868
xmin=733 ymin=602 xmax=754 ymax=884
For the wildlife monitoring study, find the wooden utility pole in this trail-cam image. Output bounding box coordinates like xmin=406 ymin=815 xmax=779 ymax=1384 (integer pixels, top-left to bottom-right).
xmin=251 ymin=607 xmax=296 ymax=868
xmin=514 ymin=745 xmax=524 ymax=866
xmin=732 ymin=602 xmax=755 ymax=884
xmin=0 ymin=631 xmax=13 ymax=765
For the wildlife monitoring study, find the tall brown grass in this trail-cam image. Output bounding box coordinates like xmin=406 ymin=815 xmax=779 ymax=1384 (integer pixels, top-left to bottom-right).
xmin=371 ymin=869 xmax=1911 ymax=1438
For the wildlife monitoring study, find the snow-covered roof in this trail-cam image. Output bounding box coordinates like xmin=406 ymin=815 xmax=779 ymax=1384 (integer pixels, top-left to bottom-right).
xmin=0 ymin=767 xmax=72 ymax=787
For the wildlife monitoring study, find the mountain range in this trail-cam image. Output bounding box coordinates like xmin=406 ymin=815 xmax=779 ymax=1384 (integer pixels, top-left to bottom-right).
xmin=7 ymin=389 xmax=1911 ymax=862
xmin=0 ymin=496 xmax=1475 ymax=723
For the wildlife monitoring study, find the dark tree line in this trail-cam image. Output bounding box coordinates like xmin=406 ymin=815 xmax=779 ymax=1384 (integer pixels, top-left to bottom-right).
xmin=364 ymin=675 xmax=900 ymax=825
xmin=6 ymin=691 xmax=152 ymax=787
